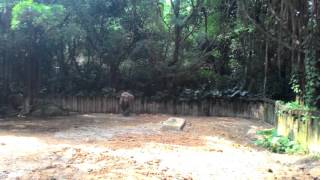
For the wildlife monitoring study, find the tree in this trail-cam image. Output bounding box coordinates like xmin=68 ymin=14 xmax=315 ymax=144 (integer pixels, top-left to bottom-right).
xmin=10 ymin=0 xmax=65 ymax=113
xmin=0 ymin=0 xmax=318 ymax=112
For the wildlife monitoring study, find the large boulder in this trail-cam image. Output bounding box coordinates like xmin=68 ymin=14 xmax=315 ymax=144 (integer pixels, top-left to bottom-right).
xmin=31 ymin=104 xmax=68 ymax=117
xmin=0 ymin=106 xmax=6 ymax=118
xmin=8 ymin=93 xmax=24 ymax=110
xmin=0 ymin=105 xmax=19 ymax=117
xmin=161 ymin=117 xmax=186 ymax=131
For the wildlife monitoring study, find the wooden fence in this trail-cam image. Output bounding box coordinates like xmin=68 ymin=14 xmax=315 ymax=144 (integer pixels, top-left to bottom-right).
xmin=45 ymin=96 xmax=275 ymax=124
xmin=276 ymin=104 xmax=320 ymax=153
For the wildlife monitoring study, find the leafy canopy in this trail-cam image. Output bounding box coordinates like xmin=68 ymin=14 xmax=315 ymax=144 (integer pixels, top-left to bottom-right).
xmin=11 ymin=0 xmax=65 ymax=30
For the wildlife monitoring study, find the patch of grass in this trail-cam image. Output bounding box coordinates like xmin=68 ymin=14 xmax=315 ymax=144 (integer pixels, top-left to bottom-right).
xmin=277 ymin=101 xmax=312 ymax=112
xmin=285 ymin=101 xmax=305 ymax=110
xmin=255 ymin=129 xmax=306 ymax=154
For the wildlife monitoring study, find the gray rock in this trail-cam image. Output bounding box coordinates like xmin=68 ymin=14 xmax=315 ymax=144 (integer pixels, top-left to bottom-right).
xmin=8 ymin=93 xmax=23 ymax=110
xmin=31 ymin=108 xmax=43 ymax=117
xmin=31 ymin=104 xmax=68 ymax=117
xmin=161 ymin=117 xmax=186 ymax=131
xmin=0 ymin=106 xmax=19 ymax=117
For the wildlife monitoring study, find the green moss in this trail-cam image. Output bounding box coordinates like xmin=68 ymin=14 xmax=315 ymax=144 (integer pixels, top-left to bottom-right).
xmin=276 ymin=101 xmax=319 ymax=122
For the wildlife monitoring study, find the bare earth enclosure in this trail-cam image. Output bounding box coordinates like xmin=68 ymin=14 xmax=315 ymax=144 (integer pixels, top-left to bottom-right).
xmin=0 ymin=114 xmax=319 ymax=179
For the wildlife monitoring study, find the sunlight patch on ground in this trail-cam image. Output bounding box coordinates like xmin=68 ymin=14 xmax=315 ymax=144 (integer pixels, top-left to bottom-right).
xmin=0 ymin=115 xmax=317 ymax=179
xmin=81 ymin=114 xmax=98 ymax=118
xmin=0 ymin=136 xmax=46 ymax=156
xmin=107 ymin=141 xmax=271 ymax=179
xmin=0 ymin=136 xmax=49 ymax=179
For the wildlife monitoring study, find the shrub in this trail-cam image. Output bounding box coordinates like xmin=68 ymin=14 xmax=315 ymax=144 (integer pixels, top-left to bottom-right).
xmin=255 ymin=129 xmax=306 ymax=154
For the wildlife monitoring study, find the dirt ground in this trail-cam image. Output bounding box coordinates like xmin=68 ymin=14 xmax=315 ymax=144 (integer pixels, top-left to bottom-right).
xmin=0 ymin=114 xmax=319 ymax=180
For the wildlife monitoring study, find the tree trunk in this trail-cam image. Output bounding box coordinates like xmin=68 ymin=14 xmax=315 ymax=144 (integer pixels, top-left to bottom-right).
xmin=263 ymin=41 xmax=268 ymax=97
xmin=172 ymin=26 xmax=182 ymax=66
xmin=277 ymin=25 xmax=282 ymax=79
xmin=170 ymin=0 xmax=181 ymax=66
xmin=110 ymin=64 xmax=119 ymax=89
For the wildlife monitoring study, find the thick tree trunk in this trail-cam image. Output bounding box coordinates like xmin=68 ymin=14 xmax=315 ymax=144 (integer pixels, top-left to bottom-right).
xmin=315 ymin=50 xmax=320 ymax=108
xmin=263 ymin=41 xmax=268 ymax=97
xmin=172 ymin=26 xmax=182 ymax=66
xmin=316 ymin=3 xmax=320 ymax=108
xmin=169 ymin=0 xmax=181 ymax=66
xmin=277 ymin=26 xmax=282 ymax=79
xmin=22 ymin=29 xmax=40 ymax=115
xmin=202 ymin=7 xmax=208 ymax=39
xmin=22 ymin=57 xmax=33 ymax=115
xmin=110 ymin=64 xmax=119 ymax=89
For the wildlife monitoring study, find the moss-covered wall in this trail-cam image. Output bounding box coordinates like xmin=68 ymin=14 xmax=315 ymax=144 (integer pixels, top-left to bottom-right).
xmin=276 ymin=104 xmax=320 ymax=153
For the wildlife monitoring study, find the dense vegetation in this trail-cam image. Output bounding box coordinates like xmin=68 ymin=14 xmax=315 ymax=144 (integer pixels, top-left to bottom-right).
xmin=0 ymin=0 xmax=319 ymax=112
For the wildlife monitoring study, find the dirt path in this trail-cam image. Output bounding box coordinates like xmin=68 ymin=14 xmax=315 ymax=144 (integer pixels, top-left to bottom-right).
xmin=0 ymin=114 xmax=319 ymax=179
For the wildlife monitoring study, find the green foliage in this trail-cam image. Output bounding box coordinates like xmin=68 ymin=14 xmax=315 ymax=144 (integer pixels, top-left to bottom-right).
xmin=276 ymin=101 xmax=319 ymax=123
xmin=289 ymin=74 xmax=302 ymax=97
xmin=11 ymin=0 xmax=65 ymax=30
xmin=0 ymin=0 xmax=319 ymax=106
xmin=159 ymin=0 xmax=172 ymax=27
xmin=255 ymin=129 xmax=306 ymax=154
xmin=199 ymin=67 xmax=216 ymax=80
xmin=305 ymin=50 xmax=320 ymax=108
xmin=280 ymin=101 xmax=310 ymax=111
xmin=233 ymin=22 xmax=254 ymax=35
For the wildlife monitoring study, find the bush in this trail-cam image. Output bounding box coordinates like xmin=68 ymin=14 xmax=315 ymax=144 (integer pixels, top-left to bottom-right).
xmin=255 ymin=129 xmax=305 ymax=154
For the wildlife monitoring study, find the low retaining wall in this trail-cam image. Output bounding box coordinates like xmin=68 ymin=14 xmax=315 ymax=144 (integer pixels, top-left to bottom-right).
xmin=44 ymin=96 xmax=275 ymax=124
xmin=43 ymin=96 xmax=320 ymax=152
xmin=276 ymin=104 xmax=320 ymax=153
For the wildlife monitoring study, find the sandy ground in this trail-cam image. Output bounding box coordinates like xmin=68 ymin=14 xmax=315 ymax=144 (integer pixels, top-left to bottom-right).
xmin=0 ymin=114 xmax=319 ymax=180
